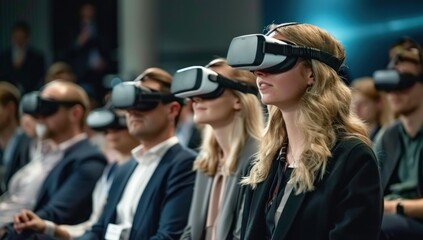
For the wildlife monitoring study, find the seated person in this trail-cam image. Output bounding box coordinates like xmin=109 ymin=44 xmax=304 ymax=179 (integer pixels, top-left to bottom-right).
xmin=12 ymin=107 xmax=139 ymax=239
xmin=0 ymin=80 xmax=107 ymax=239
xmin=78 ymin=67 xmax=197 ymax=240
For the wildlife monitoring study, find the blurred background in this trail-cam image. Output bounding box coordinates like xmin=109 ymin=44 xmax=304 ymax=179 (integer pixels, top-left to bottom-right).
xmin=1 ymin=0 xmax=422 ymax=90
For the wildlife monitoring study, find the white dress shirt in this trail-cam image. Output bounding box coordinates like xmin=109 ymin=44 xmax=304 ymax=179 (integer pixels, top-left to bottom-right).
xmin=60 ymin=163 xmax=116 ymax=238
xmin=0 ymin=133 xmax=87 ymax=226
xmin=115 ymin=137 xmax=179 ymax=229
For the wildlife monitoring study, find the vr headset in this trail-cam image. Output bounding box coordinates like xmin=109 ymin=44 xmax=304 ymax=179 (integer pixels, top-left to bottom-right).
xmin=21 ymin=91 xmax=83 ymax=117
xmin=226 ymin=34 xmax=343 ymax=73
xmin=111 ymin=81 xmax=182 ymax=111
xmin=86 ymin=108 xmax=126 ymax=132
xmin=373 ymin=69 xmax=423 ymax=91
xmin=171 ymin=66 xmax=258 ymax=99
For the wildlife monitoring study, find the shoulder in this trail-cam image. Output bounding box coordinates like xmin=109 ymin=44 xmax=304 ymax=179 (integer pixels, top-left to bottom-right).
xmin=167 ymin=143 xmax=197 ymax=163
xmin=0 ymin=49 xmax=11 ymax=57
xmin=65 ymin=139 xmax=107 ymax=163
xmin=380 ymin=121 xmax=402 ymax=138
xmin=27 ymin=46 xmax=44 ymax=57
xmin=237 ymin=137 xmax=259 ymax=174
xmin=330 ymin=136 xmax=378 ymax=174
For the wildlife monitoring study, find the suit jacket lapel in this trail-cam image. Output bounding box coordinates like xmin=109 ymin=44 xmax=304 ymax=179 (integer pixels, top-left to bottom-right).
xmin=381 ymin=126 xmax=402 ymax=190
xmin=244 ymin=164 xmax=276 ymax=238
xmin=129 ymin=144 xmax=182 ymax=239
xmin=218 ymin=138 xmax=257 ymax=239
xmin=106 ymin=159 xmax=138 ymax=223
xmin=195 ymin=174 xmax=213 ymax=240
xmin=35 ymin=140 xmax=88 ymax=206
xmin=271 ymin=191 xmax=306 ymax=239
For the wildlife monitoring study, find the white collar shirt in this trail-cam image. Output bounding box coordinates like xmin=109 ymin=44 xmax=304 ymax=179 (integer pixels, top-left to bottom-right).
xmin=115 ymin=136 xmax=179 ymax=228
xmin=0 ymin=133 xmax=87 ymax=226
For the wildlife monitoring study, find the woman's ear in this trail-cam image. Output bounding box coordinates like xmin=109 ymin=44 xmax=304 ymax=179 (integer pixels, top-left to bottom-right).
xmin=307 ymin=69 xmax=315 ymax=86
xmin=233 ymin=96 xmax=241 ymax=111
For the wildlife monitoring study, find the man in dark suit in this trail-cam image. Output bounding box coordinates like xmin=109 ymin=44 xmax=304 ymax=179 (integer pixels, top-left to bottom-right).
xmin=78 ymin=68 xmax=196 ymax=240
xmin=0 ymin=81 xmax=32 ymax=194
xmin=64 ymin=2 xmax=111 ymax=103
xmin=0 ymin=21 xmax=45 ymax=94
xmin=0 ymin=80 xmax=107 ymax=239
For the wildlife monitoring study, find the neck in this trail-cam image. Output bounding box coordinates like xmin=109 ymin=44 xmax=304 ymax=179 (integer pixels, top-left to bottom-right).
xmin=116 ymin=152 xmax=132 ymax=164
xmin=281 ymin=109 xmax=304 ymax=164
xmin=213 ymin=120 xmax=236 ymax=160
xmin=400 ymin=107 xmax=423 ymax=138
xmin=141 ymin=128 xmax=175 ymax=152
xmin=52 ymin=128 xmax=82 ymax=145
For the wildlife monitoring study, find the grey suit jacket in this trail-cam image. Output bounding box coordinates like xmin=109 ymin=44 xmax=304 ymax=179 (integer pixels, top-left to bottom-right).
xmin=181 ymin=137 xmax=258 ymax=240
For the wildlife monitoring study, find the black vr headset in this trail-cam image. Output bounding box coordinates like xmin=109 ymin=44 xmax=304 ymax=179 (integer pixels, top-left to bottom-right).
xmin=111 ymin=81 xmax=182 ymax=111
xmin=226 ymin=24 xmax=343 ymax=73
xmin=373 ymin=69 xmax=423 ymax=91
xmin=86 ymin=108 xmax=126 ymax=132
xmin=21 ymin=91 xmax=83 ymax=117
xmin=171 ymin=66 xmax=258 ymax=99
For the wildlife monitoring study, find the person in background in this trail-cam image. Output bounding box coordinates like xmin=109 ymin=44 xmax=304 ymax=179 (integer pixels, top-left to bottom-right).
xmin=12 ymin=107 xmax=139 ymax=240
xmin=350 ymin=77 xmax=394 ymax=142
xmin=0 ymin=80 xmax=107 ymax=239
xmin=0 ymin=21 xmax=45 ymax=94
xmin=79 ymin=67 xmax=196 ymax=240
xmin=375 ymin=37 xmax=423 ymax=240
xmin=230 ymin=23 xmax=381 ymax=240
xmin=177 ymin=58 xmax=264 ymax=240
xmin=0 ymin=82 xmax=31 ymax=194
xmin=65 ymin=2 xmax=111 ymax=103
xmin=176 ymin=99 xmax=202 ymax=151
xmin=45 ymin=62 xmax=76 ymax=84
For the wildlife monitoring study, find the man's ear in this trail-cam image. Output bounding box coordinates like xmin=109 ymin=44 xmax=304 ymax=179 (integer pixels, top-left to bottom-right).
xmin=168 ymin=102 xmax=182 ymax=122
xmin=70 ymin=104 xmax=84 ymax=125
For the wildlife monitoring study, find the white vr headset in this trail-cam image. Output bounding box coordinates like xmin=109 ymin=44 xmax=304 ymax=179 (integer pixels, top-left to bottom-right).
xmin=86 ymin=108 xmax=127 ymax=132
xmin=226 ymin=34 xmax=343 ymax=73
xmin=171 ymin=66 xmax=258 ymax=99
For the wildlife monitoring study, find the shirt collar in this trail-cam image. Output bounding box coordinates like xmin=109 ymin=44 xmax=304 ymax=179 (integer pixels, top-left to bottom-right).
xmin=399 ymin=123 xmax=423 ymax=141
xmin=41 ymin=133 xmax=88 ymax=153
xmin=131 ymin=136 xmax=179 ymax=164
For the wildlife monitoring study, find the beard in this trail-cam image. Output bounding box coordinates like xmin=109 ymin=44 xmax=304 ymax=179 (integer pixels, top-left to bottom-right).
xmin=392 ymin=103 xmax=418 ymax=117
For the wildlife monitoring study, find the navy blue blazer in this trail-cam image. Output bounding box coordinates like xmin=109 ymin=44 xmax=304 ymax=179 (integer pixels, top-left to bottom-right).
xmin=0 ymin=131 xmax=32 ymax=194
xmin=3 ymin=138 xmax=107 ymax=239
xmin=80 ymin=143 xmax=196 ymax=240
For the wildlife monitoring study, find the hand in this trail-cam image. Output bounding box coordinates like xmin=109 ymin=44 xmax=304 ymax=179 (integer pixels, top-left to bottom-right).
xmin=13 ymin=209 xmax=46 ymax=234
xmin=384 ymin=200 xmax=399 ymax=214
xmin=0 ymin=227 xmax=7 ymax=238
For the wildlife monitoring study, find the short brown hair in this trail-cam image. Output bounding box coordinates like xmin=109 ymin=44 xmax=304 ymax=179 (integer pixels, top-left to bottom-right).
xmin=136 ymin=67 xmax=172 ymax=93
xmin=0 ymin=81 xmax=20 ymax=121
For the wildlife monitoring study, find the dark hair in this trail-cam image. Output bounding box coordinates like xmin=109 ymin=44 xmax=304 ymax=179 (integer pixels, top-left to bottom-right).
xmin=391 ymin=36 xmax=423 ymax=65
xmin=12 ymin=20 xmax=30 ymax=36
xmin=0 ymin=82 xmax=21 ymax=121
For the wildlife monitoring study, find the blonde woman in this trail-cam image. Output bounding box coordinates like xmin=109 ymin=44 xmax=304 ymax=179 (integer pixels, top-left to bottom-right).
xmin=227 ymin=23 xmax=382 ymax=239
xmin=175 ymin=59 xmax=264 ymax=240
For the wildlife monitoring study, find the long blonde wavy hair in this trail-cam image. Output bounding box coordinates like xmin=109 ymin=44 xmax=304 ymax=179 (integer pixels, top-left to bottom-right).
xmin=194 ymin=59 xmax=264 ymax=176
xmin=242 ymin=24 xmax=370 ymax=193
